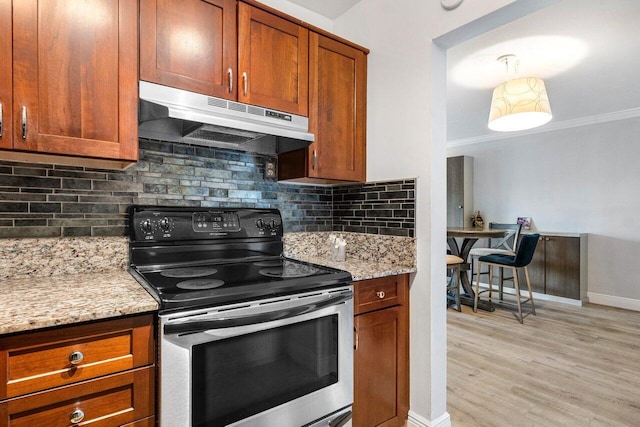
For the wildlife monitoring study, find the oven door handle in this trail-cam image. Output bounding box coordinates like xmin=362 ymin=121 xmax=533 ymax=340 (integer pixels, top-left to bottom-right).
xmin=164 ymin=292 xmax=353 ymax=335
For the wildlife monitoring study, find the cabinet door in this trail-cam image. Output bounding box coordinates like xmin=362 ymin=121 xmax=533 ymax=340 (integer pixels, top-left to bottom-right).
xmin=0 ymin=0 xmax=11 ymax=149
xmin=308 ymin=32 xmax=366 ymax=182
xmin=140 ymin=0 xmax=237 ymax=99
xmin=238 ymin=2 xmax=308 ymax=116
xmin=525 ymin=235 xmax=546 ymax=293
xmin=354 ymin=307 xmax=401 ymax=427
xmin=447 ymin=156 xmax=465 ymax=228
xmin=544 ymin=236 xmax=581 ymax=299
xmin=516 ymin=235 xmax=545 ymax=293
xmin=11 ymin=0 xmax=137 ymax=161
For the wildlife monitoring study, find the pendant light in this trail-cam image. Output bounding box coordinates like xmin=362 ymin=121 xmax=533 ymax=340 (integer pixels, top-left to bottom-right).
xmin=488 ymin=54 xmax=552 ymax=132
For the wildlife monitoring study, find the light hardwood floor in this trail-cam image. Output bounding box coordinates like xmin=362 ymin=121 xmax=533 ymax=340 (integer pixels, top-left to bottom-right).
xmin=447 ymin=300 xmax=640 ymax=426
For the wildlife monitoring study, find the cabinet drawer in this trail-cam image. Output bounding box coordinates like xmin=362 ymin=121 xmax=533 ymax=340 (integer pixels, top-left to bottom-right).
xmin=0 ymin=366 xmax=154 ymax=427
xmin=0 ymin=315 xmax=154 ymax=399
xmin=122 ymin=415 xmax=156 ymax=427
xmin=354 ymin=275 xmax=406 ymax=315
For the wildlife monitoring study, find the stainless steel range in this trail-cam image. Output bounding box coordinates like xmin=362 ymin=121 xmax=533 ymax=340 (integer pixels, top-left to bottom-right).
xmin=128 ymin=206 xmax=353 ymax=427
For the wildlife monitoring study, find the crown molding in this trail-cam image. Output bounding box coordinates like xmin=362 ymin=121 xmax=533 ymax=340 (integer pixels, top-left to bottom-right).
xmin=447 ymin=107 xmax=640 ymax=148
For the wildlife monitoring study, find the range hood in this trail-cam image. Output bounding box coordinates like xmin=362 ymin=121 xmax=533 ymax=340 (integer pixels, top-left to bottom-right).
xmin=138 ymin=81 xmax=314 ymax=155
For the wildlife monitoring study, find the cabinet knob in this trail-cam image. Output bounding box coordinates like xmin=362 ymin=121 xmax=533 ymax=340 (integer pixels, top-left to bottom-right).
xmin=70 ymin=409 xmax=85 ymax=424
xmin=376 ymin=291 xmax=385 ymax=299
xmin=69 ymin=350 xmax=84 ymax=365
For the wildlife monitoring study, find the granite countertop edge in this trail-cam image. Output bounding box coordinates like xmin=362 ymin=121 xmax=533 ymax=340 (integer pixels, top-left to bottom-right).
xmin=0 ymin=270 xmax=159 ymax=336
xmin=286 ymin=253 xmax=417 ymax=282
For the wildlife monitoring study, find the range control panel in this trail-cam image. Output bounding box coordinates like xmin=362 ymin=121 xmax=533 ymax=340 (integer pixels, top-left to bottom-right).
xmin=130 ymin=206 xmax=283 ymax=242
xmin=193 ymin=212 xmax=240 ymax=232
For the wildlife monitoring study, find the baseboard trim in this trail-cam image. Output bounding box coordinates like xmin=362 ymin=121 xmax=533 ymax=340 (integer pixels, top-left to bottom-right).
xmin=408 ymin=411 xmax=451 ymax=427
xmin=587 ymin=292 xmax=640 ymax=312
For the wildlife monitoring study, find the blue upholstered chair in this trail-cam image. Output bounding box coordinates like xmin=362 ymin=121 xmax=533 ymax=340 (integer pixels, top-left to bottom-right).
xmin=474 ymin=233 xmax=539 ymax=323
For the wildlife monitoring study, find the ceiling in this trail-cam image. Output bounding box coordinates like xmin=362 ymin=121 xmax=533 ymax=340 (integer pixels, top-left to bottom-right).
xmin=285 ymin=0 xmax=361 ymax=19
xmin=447 ymin=0 xmax=640 ymax=143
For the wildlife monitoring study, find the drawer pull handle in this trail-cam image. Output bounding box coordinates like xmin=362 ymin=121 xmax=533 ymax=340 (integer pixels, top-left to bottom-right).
xmin=242 ymin=72 xmax=248 ymax=96
xmin=69 ymin=351 xmax=84 ymax=365
xmin=376 ymin=291 xmax=385 ymax=299
xmin=21 ymin=106 xmax=27 ymax=139
xmin=70 ymin=409 xmax=85 ymax=423
xmin=354 ymin=326 xmax=358 ymax=350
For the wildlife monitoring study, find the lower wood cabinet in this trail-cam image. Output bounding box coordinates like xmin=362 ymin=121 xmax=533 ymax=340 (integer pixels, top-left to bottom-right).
xmin=353 ymin=274 xmax=409 ymax=427
xmin=517 ymin=233 xmax=587 ymax=300
xmin=0 ymin=314 xmax=156 ymax=426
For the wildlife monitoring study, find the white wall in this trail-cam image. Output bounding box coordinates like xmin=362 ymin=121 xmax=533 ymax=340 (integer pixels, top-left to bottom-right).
xmin=332 ymin=1 xmax=541 ymax=426
xmin=272 ymin=0 xmax=558 ymax=424
xmin=448 ymin=117 xmax=640 ymax=302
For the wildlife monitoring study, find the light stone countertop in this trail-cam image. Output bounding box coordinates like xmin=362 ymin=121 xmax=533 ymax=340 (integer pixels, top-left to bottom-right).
xmin=0 ymin=236 xmax=158 ymax=335
xmin=284 ymin=231 xmax=417 ymax=281
xmin=286 ymin=253 xmax=416 ymax=281
xmin=0 ymin=232 xmax=416 ymax=335
xmin=0 ymin=271 xmax=158 ymax=335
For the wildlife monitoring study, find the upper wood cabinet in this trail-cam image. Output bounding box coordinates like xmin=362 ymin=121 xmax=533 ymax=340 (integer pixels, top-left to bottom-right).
xmin=0 ymin=0 xmax=138 ymax=168
xmin=278 ymin=32 xmax=367 ymax=183
xmin=140 ymin=0 xmax=308 ymax=116
xmin=447 ymin=156 xmax=474 ymax=228
xmin=237 ymin=2 xmax=308 ymax=116
xmin=0 ymin=0 xmax=12 ymax=150
xmin=140 ymin=0 xmax=238 ymax=99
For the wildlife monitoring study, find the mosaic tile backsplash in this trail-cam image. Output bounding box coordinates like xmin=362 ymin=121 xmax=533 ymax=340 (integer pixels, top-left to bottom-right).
xmin=0 ymin=139 xmax=415 ymax=238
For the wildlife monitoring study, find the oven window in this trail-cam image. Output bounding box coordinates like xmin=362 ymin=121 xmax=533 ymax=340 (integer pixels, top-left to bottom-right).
xmin=192 ymin=314 xmax=339 ymax=427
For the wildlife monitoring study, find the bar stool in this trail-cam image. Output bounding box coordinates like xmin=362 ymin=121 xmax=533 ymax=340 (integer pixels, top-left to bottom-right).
xmin=474 ymin=234 xmax=540 ymax=323
xmin=447 ymin=254 xmax=464 ymax=311
xmin=469 ymin=223 xmax=522 ymax=300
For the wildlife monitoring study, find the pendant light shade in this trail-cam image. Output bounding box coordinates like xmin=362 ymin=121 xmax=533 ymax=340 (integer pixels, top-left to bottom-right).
xmin=488 ymin=76 xmax=552 ymax=132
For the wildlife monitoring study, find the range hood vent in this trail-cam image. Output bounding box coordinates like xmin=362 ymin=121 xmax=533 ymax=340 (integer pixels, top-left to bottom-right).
xmin=138 ymin=81 xmax=314 ymax=155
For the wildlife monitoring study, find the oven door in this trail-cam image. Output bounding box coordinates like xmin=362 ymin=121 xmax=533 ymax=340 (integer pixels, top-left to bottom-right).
xmin=159 ymin=286 xmax=354 ymax=427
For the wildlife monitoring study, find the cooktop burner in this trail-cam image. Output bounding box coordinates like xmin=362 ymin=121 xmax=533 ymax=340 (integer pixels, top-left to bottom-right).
xmin=258 ymin=260 xmax=319 ymax=278
xmin=161 ymin=267 xmax=218 ymax=278
xmin=253 ymin=260 xmax=285 ymax=267
xmin=176 ymin=279 xmax=225 ymax=290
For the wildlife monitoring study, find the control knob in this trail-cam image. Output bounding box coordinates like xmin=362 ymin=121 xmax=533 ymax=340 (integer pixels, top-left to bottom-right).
xmin=256 ymin=219 xmax=265 ymax=230
xmin=141 ymin=219 xmax=153 ymax=233
xmin=159 ymin=217 xmax=171 ymax=232
xmin=269 ymin=220 xmax=278 ymax=230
